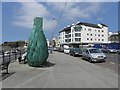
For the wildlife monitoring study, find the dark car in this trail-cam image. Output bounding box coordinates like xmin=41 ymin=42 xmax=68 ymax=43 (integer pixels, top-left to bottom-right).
xmin=58 ymin=47 xmax=64 ymax=52
xmin=69 ymin=48 xmax=82 ymax=57
xmin=101 ymin=48 xmax=117 ymax=53
xmin=117 ymin=49 xmax=120 ymax=54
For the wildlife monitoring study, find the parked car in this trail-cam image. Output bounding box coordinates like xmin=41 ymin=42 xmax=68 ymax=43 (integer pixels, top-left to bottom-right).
xmin=101 ymin=48 xmax=117 ymax=53
xmin=58 ymin=47 xmax=64 ymax=52
xmin=69 ymin=48 xmax=82 ymax=56
xmin=18 ymin=51 xmax=27 ymax=63
xmin=107 ymin=49 xmax=117 ymax=53
xmin=64 ymin=48 xmax=70 ymax=54
xmin=53 ymin=47 xmax=58 ymax=51
xmin=82 ymin=48 xmax=106 ymax=62
xmin=11 ymin=49 xmax=18 ymax=53
xmin=100 ymin=48 xmax=109 ymax=53
xmin=117 ymin=49 xmax=120 ymax=54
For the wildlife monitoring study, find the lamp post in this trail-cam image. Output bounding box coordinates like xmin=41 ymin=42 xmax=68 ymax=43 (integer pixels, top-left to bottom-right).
xmin=51 ymin=17 xmax=56 ymax=52
xmin=51 ymin=17 xmax=55 ymax=40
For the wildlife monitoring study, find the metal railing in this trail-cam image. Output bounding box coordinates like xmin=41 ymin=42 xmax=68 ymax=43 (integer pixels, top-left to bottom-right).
xmin=0 ymin=50 xmax=25 ymax=64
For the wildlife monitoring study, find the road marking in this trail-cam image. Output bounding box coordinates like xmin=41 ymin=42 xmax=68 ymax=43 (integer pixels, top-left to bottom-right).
xmin=110 ymin=62 xmax=115 ymax=64
xmin=106 ymin=68 xmax=111 ymax=71
xmin=105 ymin=68 xmax=115 ymax=72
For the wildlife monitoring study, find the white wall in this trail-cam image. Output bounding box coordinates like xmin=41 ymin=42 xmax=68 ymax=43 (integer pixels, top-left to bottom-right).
xmin=59 ymin=23 xmax=108 ymax=45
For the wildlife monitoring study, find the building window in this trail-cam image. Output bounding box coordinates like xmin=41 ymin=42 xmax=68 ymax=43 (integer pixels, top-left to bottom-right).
xmin=69 ymin=39 xmax=71 ymax=42
xmin=75 ymin=38 xmax=81 ymax=42
xmin=69 ymin=34 xmax=71 ymax=37
xmin=65 ymin=35 xmax=69 ymax=38
xmin=102 ymin=39 xmax=104 ymax=41
xmin=95 ymin=34 xmax=96 ymax=36
xmin=91 ymin=34 xmax=92 ymax=36
xmin=65 ymin=39 xmax=69 ymax=43
xmin=87 ymin=38 xmax=89 ymax=40
xmin=98 ymin=39 xmax=100 ymax=41
xmin=91 ymin=38 xmax=92 ymax=41
xmin=102 ymin=30 xmax=104 ymax=32
xmin=98 ymin=34 xmax=100 ymax=37
xmin=95 ymin=39 xmax=96 ymax=41
xmin=87 ymin=33 xmax=89 ymax=35
xmin=102 ymin=35 xmax=104 ymax=37
xmin=75 ymin=33 xmax=81 ymax=37
xmin=98 ymin=30 xmax=100 ymax=32
xmin=88 ymin=28 xmax=91 ymax=31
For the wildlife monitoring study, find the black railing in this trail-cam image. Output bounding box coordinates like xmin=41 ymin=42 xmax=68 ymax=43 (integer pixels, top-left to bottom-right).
xmin=0 ymin=50 xmax=25 ymax=64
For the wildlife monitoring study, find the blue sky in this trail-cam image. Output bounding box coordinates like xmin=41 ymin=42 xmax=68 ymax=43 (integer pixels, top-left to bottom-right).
xmin=2 ymin=2 xmax=118 ymax=43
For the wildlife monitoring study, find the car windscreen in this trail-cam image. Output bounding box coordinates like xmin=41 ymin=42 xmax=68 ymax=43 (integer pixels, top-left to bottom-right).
xmin=89 ymin=49 xmax=101 ymax=53
xmin=74 ymin=48 xmax=81 ymax=51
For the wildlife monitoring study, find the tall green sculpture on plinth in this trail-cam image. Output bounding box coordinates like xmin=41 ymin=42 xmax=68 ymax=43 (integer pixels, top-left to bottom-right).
xmin=27 ymin=17 xmax=49 ymax=67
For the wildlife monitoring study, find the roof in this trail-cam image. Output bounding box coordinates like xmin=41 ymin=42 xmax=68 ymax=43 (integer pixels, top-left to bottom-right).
xmin=59 ymin=22 xmax=108 ymax=33
xmin=59 ymin=25 xmax=72 ymax=33
xmin=100 ymin=23 xmax=108 ymax=27
xmin=76 ymin=22 xmax=101 ymax=28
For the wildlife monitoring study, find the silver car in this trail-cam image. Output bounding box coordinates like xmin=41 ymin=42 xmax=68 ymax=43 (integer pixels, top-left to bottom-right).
xmin=82 ymin=48 xmax=106 ymax=62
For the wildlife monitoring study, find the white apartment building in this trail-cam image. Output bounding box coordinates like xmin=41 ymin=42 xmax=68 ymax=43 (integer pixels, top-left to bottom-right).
xmin=59 ymin=22 xmax=108 ymax=47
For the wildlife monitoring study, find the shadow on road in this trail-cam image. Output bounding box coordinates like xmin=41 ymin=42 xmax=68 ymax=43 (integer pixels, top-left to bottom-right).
xmin=41 ymin=61 xmax=55 ymax=68
xmin=0 ymin=72 xmax=15 ymax=82
xmin=30 ymin=61 xmax=56 ymax=68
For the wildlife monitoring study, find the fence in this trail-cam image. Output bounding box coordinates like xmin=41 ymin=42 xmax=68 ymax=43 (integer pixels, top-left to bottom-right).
xmin=0 ymin=50 xmax=25 ymax=64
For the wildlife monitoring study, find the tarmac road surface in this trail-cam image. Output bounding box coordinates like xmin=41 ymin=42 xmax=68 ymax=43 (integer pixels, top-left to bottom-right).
xmin=2 ymin=52 xmax=118 ymax=88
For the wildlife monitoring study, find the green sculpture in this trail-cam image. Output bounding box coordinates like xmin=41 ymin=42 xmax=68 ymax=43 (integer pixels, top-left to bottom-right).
xmin=27 ymin=17 xmax=49 ymax=67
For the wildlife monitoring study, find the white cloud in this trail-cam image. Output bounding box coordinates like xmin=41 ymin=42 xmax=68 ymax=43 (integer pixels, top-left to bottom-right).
xmin=2 ymin=0 xmax=120 ymax=2
xmin=13 ymin=2 xmax=103 ymax=31
xmin=47 ymin=2 xmax=102 ymax=21
xmin=13 ymin=1 xmax=57 ymax=31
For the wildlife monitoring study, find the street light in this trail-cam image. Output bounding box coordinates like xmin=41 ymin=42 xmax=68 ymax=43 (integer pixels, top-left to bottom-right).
xmin=51 ymin=17 xmax=56 ymax=49
xmin=51 ymin=17 xmax=55 ymax=40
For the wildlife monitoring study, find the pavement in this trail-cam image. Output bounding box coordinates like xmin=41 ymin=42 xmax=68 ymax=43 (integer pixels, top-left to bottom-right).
xmin=1 ymin=52 xmax=118 ymax=88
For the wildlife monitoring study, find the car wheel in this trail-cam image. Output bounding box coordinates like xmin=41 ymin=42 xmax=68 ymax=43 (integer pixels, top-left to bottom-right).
xmin=73 ymin=54 xmax=75 ymax=57
xmin=103 ymin=60 xmax=106 ymax=62
xmin=82 ymin=56 xmax=84 ymax=60
xmin=88 ymin=57 xmax=92 ymax=63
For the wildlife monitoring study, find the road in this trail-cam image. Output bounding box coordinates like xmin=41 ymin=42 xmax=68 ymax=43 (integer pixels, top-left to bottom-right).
xmin=2 ymin=51 xmax=118 ymax=88
xmin=77 ymin=53 xmax=119 ymax=73
xmin=93 ymin=53 xmax=119 ymax=73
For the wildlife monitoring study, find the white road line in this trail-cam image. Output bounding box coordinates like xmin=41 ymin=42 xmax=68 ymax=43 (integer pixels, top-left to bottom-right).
xmin=105 ymin=68 xmax=115 ymax=73
xmin=110 ymin=62 xmax=115 ymax=64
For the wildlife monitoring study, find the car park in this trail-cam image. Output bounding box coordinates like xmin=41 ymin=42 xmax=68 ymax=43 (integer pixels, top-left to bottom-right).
xmin=69 ymin=48 xmax=82 ymax=57
xmin=82 ymin=48 xmax=106 ymax=62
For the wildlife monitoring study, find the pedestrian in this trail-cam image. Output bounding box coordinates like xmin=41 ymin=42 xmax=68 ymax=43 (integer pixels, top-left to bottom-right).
xmin=50 ymin=47 xmax=52 ymax=54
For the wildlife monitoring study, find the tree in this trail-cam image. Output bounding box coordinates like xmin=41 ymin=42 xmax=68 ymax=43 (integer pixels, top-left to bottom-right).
xmin=27 ymin=17 xmax=49 ymax=67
